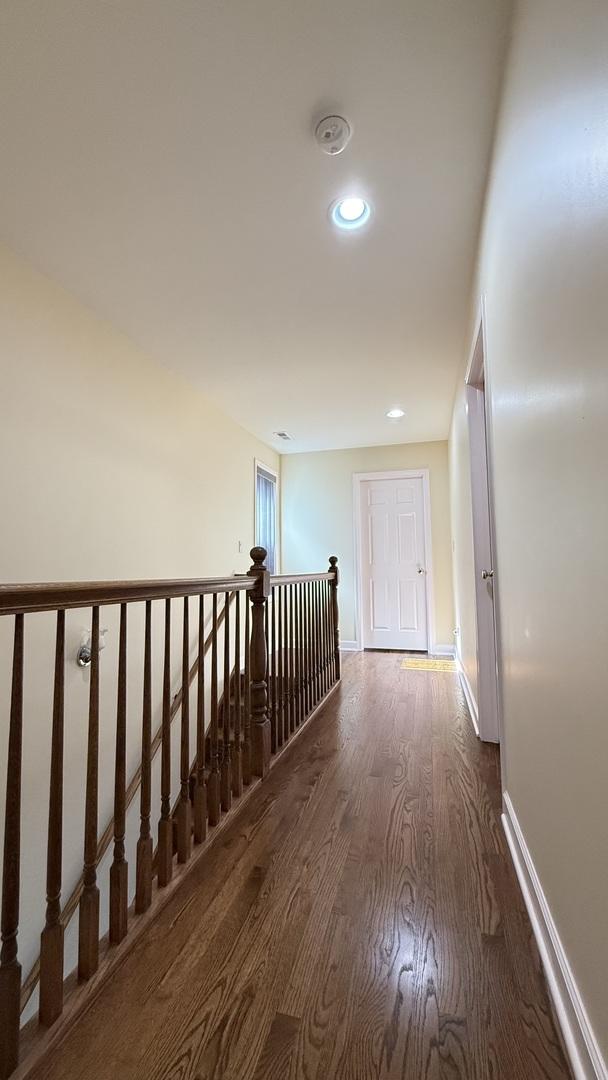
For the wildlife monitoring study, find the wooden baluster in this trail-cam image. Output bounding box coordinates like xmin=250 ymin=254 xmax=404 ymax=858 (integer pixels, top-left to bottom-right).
xmin=109 ymin=604 xmax=128 ymax=945
xmin=0 ymin=615 xmax=24 ymax=1076
xmin=158 ymin=599 xmax=173 ymax=886
xmin=264 ymin=599 xmax=270 ymax=740
xmin=298 ymin=582 xmax=305 ymax=721
xmin=247 ymin=548 xmax=271 ymax=777
xmin=286 ymin=584 xmax=291 ymax=736
xmin=285 ymin=587 xmax=289 ymax=738
xmin=319 ymin=583 xmax=323 ymax=699
xmin=326 ymin=581 xmax=332 ymax=688
xmin=326 ymin=578 xmax=333 ymax=686
xmin=295 ymin=583 xmax=301 ymax=726
xmin=293 ymin=583 xmax=299 ymax=728
xmin=301 ymin=583 xmax=307 ymax=719
xmin=242 ymin=597 xmax=252 ymax=785
xmin=303 ymin=582 xmax=309 ymax=715
xmin=321 ymin=582 xmax=326 ymax=695
xmin=310 ymin=582 xmax=317 ymax=706
xmin=220 ymin=592 xmax=232 ymax=812
xmin=329 ymin=556 xmax=340 ymax=682
xmin=328 ymin=580 xmax=334 ymax=687
xmin=277 ymin=585 xmax=284 ymax=747
xmin=323 ymin=578 xmax=328 ymax=695
xmin=207 ymin=595 xmax=221 ymax=824
xmin=292 ymin=584 xmax=298 ymax=730
xmin=79 ymin=606 xmax=101 ymax=972
xmin=134 ymin=602 xmax=153 ymax=914
xmin=232 ymin=592 xmax=243 ymax=796
xmin=318 ymin=581 xmax=323 ymax=698
xmin=325 ymin=581 xmax=331 ymax=689
xmin=311 ymin=581 xmax=317 ymax=707
xmin=306 ymin=581 xmax=312 ymax=716
xmin=270 ymin=587 xmax=277 ymax=753
xmin=194 ymin=596 xmax=207 ymax=843
xmin=177 ymin=597 xmax=192 ymax=863
xmin=39 ymin=610 xmax=65 ymax=1025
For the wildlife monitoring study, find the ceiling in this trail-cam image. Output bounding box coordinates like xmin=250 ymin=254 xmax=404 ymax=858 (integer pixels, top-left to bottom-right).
xmin=0 ymin=0 xmax=511 ymax=454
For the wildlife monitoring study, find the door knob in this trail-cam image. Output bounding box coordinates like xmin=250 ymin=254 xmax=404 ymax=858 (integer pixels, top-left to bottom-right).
xmin=417 ymin=566 xmax=425 ymax=575
xmin=481 ymin=569 xmax=494 ymax=580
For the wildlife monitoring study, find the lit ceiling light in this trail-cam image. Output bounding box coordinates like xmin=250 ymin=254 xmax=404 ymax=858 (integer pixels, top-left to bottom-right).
xmin=330 ymin=197 xmax=371 ymax=230
xmin=386 ymin=408 xmax=405 ymax=419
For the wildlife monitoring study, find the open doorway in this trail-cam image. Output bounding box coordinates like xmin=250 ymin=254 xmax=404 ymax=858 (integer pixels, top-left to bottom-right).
xmin=465 ymin=307 xmax=501 ymax=743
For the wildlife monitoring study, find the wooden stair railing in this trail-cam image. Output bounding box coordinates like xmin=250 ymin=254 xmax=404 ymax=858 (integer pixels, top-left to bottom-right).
xmin=0 ymin=550 xmax=340 ymax=1079
xmin=17 ymin=591 xmax=235 ymax=1015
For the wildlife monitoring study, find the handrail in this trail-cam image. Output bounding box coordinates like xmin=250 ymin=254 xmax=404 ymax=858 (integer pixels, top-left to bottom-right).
xmin=269 ymin=572 xmax=333 ymax=586
xmin=18 ymin=591 xmax=236 ymax=1013
xmin=0 ymin=577 xmax=254 ymax=616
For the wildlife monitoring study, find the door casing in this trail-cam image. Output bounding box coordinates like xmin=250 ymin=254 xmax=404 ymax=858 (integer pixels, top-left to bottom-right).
xmin=353 ymin=469 xmax=435 ymax=653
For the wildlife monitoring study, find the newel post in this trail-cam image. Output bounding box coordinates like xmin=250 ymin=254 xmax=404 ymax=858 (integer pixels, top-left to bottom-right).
xmin=248 ymin=547 xmax=271 ymax=778
xmin=329 ymin=556 xmax=341 ymax=681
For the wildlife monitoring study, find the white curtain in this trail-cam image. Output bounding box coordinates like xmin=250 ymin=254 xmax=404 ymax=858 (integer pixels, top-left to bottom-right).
xmin=255 ymin=466 xmax=277 ymax=573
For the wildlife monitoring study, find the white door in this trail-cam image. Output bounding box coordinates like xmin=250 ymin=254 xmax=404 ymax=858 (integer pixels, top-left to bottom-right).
xmin=360 ymin=476 xmax=429 ymax=651
xmin=465 ymin=311 xmax=501 ymax=743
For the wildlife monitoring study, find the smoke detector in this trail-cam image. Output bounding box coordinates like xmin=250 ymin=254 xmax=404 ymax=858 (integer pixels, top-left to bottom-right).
xmin=314 ymin=115 xmax=352 ymax=156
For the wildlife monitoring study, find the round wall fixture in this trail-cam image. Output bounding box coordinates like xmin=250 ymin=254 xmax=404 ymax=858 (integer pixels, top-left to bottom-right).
xmin=315 ymin=115 xmax=352 ymax=155
xmin=330 ymin=197 xmax=371 ymax=231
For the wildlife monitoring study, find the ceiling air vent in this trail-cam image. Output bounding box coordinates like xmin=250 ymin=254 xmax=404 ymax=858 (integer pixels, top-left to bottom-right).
xmin=273 ymin=431 xmax=293 ymax=441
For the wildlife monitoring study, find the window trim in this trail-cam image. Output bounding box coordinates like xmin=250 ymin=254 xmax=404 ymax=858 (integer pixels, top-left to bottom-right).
xmin=254 ymin=458 xmax=279 ymax=573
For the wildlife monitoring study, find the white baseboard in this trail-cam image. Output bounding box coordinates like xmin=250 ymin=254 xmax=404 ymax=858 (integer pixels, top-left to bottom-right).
xmin=502 ymin=793 xmax=607 ymax=1080
xmin=339 ymin=640 xmax=361 ymax=652
xmin=431 ymin=643 xmax=455 ymax=657
xmin=456 ymin=657 xmax=480 ymax=736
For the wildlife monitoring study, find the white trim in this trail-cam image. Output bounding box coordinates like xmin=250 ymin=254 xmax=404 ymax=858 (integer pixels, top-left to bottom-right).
xmin=339 ymin=640 xmax=361 ymax=652
xmin=456 ymin=657 xmax=480 ymax=737
xmin=352 ymin=469 xmax=435 ymax=654
xmin=431 ymin=643 xmax=455 ymax=657
xmin=502 ymin=793 xmax=607 ymax=1080
xmin=254 ymin=458 xmax=280 ymax=574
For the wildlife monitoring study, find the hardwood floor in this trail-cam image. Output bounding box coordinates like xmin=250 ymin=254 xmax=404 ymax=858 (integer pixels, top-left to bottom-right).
xmin=30 ymin=652 xmax=571 ymax=1080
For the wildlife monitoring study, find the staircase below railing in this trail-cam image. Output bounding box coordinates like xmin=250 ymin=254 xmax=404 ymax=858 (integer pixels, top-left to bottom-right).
xmin=0 ymin=549 xmax=340 ymax=1079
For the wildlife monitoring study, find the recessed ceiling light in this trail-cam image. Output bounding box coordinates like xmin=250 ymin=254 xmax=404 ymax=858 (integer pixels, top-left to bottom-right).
xmin=386 ymin=408 xmax=405 ymax=419
xmin=330 ymin=197 xmax=371 ymax=231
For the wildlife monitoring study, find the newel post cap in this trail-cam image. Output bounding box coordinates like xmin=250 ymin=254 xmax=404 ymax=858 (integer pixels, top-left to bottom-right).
xmin=249 ymin=547 xmax=268 ymax=570
xmin=248 ymin=547 xmax=270 ymax=597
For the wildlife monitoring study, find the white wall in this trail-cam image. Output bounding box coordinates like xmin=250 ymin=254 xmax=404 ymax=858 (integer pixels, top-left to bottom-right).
xmin=0 ymin=242 xmax=279 ymax=1010
xmin=450 ymin=0 xmax=608 ymax=1067
xmin=281 ymin=441 xmax=454 ymax=649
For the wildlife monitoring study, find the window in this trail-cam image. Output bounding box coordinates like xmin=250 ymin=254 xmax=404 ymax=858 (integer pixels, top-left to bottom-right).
xmin=255 ymin=461 xmax=278 ymax=574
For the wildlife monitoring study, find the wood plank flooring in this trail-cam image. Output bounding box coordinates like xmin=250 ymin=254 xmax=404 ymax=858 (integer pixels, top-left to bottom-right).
xmin=30 ymin=652 xmax=572 ymax=1080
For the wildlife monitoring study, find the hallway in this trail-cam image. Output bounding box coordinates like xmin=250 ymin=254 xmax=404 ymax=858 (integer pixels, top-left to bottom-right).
xmin=30 ymin=653 xmax=571 ymax=1080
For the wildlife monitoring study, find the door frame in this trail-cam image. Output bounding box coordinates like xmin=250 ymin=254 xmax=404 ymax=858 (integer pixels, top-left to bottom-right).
xmin=464 ymin=301 xmax=502 ymax=743
xmin=353 ymin=469 xmax=435 ymax=653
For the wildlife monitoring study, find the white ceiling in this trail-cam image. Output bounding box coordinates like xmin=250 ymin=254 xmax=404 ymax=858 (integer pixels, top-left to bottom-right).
xmin=0 ymin=1 xmax=511 ymax=453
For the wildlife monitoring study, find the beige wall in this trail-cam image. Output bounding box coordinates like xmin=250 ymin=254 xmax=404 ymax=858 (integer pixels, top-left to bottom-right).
xmin=0 ymin=244 xmax=278 ymax=583
xmin=281 ymin=442 xmax=454 ymax=648
xmin=0 ymin=242 xmax=278 ymax=1005
xmin=450 ymin=0 xmax=608 ymax=1064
